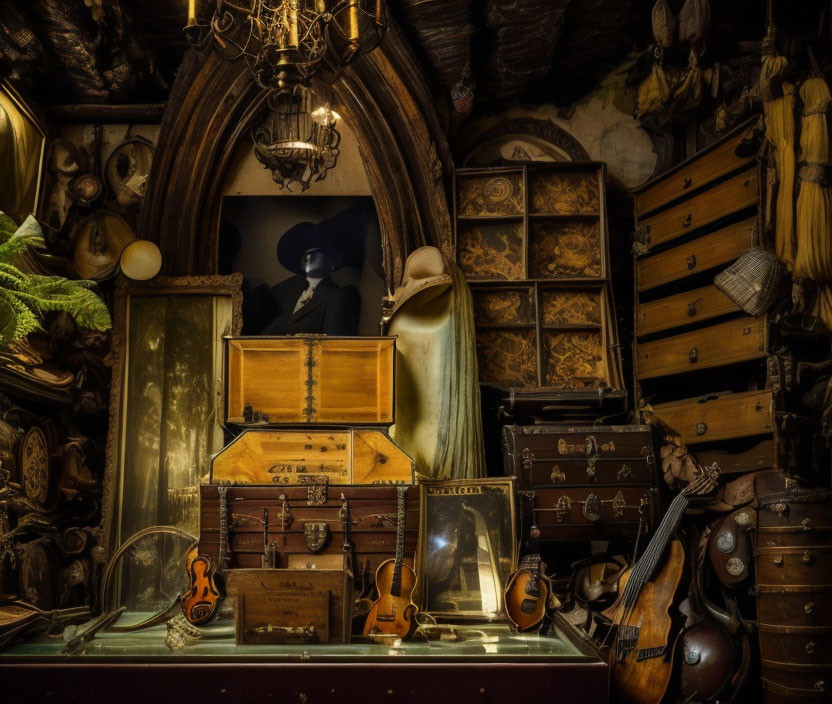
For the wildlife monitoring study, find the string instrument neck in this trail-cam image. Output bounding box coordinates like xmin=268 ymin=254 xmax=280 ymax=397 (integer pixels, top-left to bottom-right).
xmin=390 ymin=486 xmax=407 ymax=598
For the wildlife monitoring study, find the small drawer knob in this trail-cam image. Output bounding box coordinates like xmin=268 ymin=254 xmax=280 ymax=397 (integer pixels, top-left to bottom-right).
xmin=802 ymin=517 xmax=813 ymax=531
xmin=772 ymin=554 xmax=783 ymax=565
xmin=805 ymin=601 xmax=815 ymax=614
xmin=806 ymin=641 xmax=816 ymax=655
xmin=682 ymin=213 xmax=692 ymax=228
xmin=696 ymin=421 xmax=707 ymax=436
xmin=802 ymin=550 xmax=814 ymax=565
xmin=687 ymin=302 xmax=698 ymax=316
xmin=686 ymin=254 xmax=697 ymax=270
xmin=682 ymin=176 xmax=693 ymax=190
xmin=689 ymin=347 xmax=699 ymax=363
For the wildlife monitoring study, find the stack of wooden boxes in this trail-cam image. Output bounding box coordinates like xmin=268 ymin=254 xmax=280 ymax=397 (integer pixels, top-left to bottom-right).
xmin=453 ymin=163 xmax=657 ymax=544
xmin=198 ymin=335 xmax=417 ymax=643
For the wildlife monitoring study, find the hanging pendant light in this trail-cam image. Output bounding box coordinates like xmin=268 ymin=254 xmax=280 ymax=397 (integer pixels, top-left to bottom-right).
xmin=251 ymin=84 xmax=342 ymax=191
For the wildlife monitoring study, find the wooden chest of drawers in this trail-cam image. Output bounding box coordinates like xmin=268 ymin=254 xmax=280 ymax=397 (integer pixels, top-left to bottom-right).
xmin=503 ymin=424 xmax=657 ymax=540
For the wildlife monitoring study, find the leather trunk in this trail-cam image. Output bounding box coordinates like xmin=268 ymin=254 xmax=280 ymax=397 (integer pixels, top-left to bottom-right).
xmin=199 ymin=484 xmax=418 ymax=590
xmin=755 ymin=473 xmax=832 ymax=702
xmin=503 ymin=424 xmax=657 ymax=540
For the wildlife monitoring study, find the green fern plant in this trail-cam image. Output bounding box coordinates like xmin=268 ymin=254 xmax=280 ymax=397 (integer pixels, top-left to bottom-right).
xmin=0 ymin=213 xmax=111 ymax=344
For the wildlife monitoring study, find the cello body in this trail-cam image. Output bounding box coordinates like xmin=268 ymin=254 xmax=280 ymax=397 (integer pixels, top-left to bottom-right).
xmin=603 ymin=539 xmax=685 ymax=704
xmin=362 ymin=558 xmax=418 ymax=637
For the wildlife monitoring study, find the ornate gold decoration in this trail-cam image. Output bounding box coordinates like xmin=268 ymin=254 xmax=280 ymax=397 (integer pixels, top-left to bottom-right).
xmin=541 ymin=290 xmax=601 ymax=326
xmin=530 ymin=170 xmax=599 ymax=215
xmin=20 ymin=426 xmax=48 ymax=506
xmin=458 ymin=222 xmax=524 ymax=280
xmin=476 ymin=329 xmax=537 ymax=387
xmin=303 ymin=522 xmax=329 ymax=552
xmin=530 ymin=221 xmax=602 ymax=278
xmin=543 ymin=331 xmax=603 ymax=387
xmin=457 ymin=174 xmax=524 ymax=216
xmin=472 ymin=288 xmax=535 ymax=324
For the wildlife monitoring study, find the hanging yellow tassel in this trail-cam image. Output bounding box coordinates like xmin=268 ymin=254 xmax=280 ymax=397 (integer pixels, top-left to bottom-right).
xmin=812 ymin=284 xmax=832 ymax=333
xmin=764 ymin=80 xmax=797 ymax=268
xmin=637 ymin=63 xmax=672 ymax=119
xmin=793 ymin=76 xmax=832 ymax=281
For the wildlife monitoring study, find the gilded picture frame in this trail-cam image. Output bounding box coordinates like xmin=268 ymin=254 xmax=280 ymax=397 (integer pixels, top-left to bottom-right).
xmin=0 ymin=79 xmax=47 ymax=222
xmin=97 ymin=274 xmax=243 ymax=563
xmin=416 ymin=477 xmax=517 ymax=620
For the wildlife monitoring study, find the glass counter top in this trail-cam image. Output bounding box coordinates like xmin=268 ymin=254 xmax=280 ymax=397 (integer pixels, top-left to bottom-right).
xmin=2 ymin=613 xmax=596 ymax=663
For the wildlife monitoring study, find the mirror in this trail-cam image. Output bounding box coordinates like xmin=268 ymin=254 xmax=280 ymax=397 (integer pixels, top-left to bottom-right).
xmin=417 ymin=478 xmax=517 ymax=620
xmin=98 ymin=275 xmax=242 ymax=566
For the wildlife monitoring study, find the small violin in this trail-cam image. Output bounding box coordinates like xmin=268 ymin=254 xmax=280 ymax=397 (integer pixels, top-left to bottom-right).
xmin=180 ymin=546 xmax=222 ymax=625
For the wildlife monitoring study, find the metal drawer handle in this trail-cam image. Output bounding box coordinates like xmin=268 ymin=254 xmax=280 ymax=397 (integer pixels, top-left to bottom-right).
xmin=696 ymin=421 xmax=707 ymax=436
xmin=686 ymin=254 xmax=697 ymax=270
xmin=802 ymin=518 xmax=813 ymax=531
xmin=617 ymin=464 xmax=633 ymax=481
xmin=689 ymin=347 xmax=698 ymax=363
xmin=805 ymin=601 xmax=815 ymax=614
xmin=802 ymin=550 xmax=814 ymax=565
xmin=550 ymin=466 xmax=566 ymax=485
xmin=806 ymin=641 xmax=816 ymax=655
xmin=772 ymin=554 xmax=783 ymax=565
xmin=586 ymin=457 xmax=597 ymax=482
xmin=687 ymin=302 xmax=698 ymax=316
xmin=682 ymin=176 xmax=693 ymax=190
xmin=682 ymin=213 xmax=692 ymax=228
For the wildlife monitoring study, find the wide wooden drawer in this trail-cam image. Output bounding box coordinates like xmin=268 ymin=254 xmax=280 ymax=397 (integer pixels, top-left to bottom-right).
xmin=637 ymin=285 xmax=740 ymax=336
xmin=637 ymin=316 xmax=767 ymax=380
xmin=651 ymin=390 xmax=774 ymax=445
xmin=759 ymin=624 xmax=832 ymax=666
xmin=637 ymin=169 xmax=758 ymax=249
xmin=758 ymin=586 xmax=832 ymax=628
xmin=761 ymin=661 xmax=832 ymax=699
xmin=756 ymin=546 xmax=832 ymax=587
xmin=637 ymin=217 xmax=755 ymax=291
xmin=532 ymin=486 xmax=654 ymax=540
xmin=635 ymin=129 xmax=756 ymax=217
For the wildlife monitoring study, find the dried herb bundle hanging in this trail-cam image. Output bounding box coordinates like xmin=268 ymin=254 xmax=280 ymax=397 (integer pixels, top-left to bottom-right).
xmin=794 ymin=76 xmax=832 ymax=281
xmin=678 ymin=0 xmax=710 ymax=53
xmin=764 ymin=81 xmax=797 ymax=267
xmin=652 ymin=0 xmax=675 ymax=48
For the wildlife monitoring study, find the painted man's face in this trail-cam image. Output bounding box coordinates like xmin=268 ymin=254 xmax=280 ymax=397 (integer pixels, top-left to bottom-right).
xmin=301 ymin=247 xmax=332 ymax=278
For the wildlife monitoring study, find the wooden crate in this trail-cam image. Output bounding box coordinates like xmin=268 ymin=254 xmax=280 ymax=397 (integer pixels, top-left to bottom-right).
xmin=224 ymin=336 xmax=395 ymax=426
xmin=210 ymin=429 xmax=414 ymax=485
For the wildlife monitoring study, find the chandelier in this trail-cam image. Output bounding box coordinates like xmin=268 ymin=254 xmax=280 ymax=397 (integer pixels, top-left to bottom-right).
xmin=185 ymin=0 xmax=387 ymax=92
xmin=252 ymin=85 xmax=341 ymax=191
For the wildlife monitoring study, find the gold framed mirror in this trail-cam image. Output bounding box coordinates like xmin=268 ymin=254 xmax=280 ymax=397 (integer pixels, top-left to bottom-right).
xmin=97 ymin=275 xmax=242 ymax=565
xmin=416 ymin=478 xmax=517 ymax=620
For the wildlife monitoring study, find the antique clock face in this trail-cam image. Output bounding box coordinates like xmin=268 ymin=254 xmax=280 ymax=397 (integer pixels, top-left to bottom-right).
xmin=19 ymin=426 xmax=49 ymax=505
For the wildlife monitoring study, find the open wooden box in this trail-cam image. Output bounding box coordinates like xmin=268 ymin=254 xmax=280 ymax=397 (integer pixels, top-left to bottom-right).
xmin=224 ymin=336 xmax=395 ymax=426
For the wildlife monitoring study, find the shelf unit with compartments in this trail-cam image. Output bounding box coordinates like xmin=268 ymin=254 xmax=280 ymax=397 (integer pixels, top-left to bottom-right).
xmin=454 ymin=163 xmax=624 ymax=394
xmin=632 ymin=119 xmax=825 ymax=476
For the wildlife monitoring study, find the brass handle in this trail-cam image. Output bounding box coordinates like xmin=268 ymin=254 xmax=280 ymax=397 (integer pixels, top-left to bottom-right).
xmin=617 ymin=464 xmax=633 ymax=481
xmin=682 ymin=213 xmax=692 ymax=228
xmin=806 ymin=641 xmax=816 ymax=655
xmin=689 ymin=347 xmax=699 ymax=363
xmin=805 ymin=601 xmax=815 ymax=614
xmin=802 ymin=518 xmax=813 ymax=531
xmin=686 ymin=254 xmax=697 ymax=270
xmin=802 ymin=550 xmax=814 ymax=565
xmin=687 ymin=302 xmax=698 ymax=316
xmin=696 ymin=421 xmax=707 ymax=436
xmin=682 ymin=177 xmax=693 ymax=189
xmin=772 ymin=554 xmax=783 ymax=565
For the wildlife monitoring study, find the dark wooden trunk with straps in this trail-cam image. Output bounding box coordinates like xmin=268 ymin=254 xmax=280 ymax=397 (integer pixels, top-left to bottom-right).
xmin=502 ymin=424 xmax=658 ymax=540
xmin=199 ymin=484 xmax=418 ymax=592
xmin=754 ymin=471 xmax=832 ymax=703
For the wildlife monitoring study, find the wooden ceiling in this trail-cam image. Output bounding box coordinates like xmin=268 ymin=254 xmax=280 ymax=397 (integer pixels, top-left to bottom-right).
xmin=0 ymin=0 xmax=826 ymax=111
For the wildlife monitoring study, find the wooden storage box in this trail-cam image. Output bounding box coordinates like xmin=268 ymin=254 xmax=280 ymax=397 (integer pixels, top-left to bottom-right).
xmin=199 ymin=484 xmax=418 ymax=591
xmin=226 ymin=563 xmax=353 ymax=644
xmin=224 ymin=336 xmax=395 ymax=426
xmin=210 ymin=429 xmax=414 ymax=485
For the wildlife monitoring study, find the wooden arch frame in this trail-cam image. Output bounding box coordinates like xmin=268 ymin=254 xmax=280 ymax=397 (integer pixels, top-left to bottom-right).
xmin=138 ymin=22 xmax=453 ymax=289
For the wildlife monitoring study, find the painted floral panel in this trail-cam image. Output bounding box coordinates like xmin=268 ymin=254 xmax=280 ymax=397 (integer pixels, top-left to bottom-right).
xmin=457 ymin=173 xmax=524 ymax=216
xmin=477 ymin=329 xmax=537 ymax=387
xmin=530 ymin=220 xmax=601 ymax=278
xmin=530 ymin=170 xmax=599 ymax=215
xmin=543 ymin=331 xmax=605 ymax=387
xmin=472 ymin=288 xmax=535 ymax=325
xmin=458 ymin=222 xmax=525 ymax=280
xmin=540 ymin=290 xmax=601 ymax=326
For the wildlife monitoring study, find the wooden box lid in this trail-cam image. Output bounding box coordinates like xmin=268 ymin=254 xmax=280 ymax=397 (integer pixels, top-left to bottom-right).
xmin=224 ymin=336 xmax=395 ymax=426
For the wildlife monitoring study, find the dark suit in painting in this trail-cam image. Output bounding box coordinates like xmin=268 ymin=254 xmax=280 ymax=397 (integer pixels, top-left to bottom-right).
xmin=245 ymin=274 xmax=360 ymax=336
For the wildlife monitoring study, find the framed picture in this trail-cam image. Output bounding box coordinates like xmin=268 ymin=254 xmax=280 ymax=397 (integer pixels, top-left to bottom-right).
xmin=0 ymin=80 xmax=47 ymax=222
xmin=417 ymin=478 xmax=517 ymax=620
